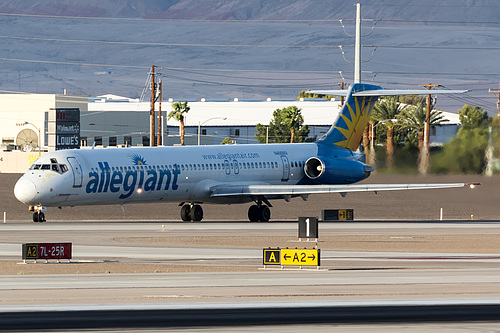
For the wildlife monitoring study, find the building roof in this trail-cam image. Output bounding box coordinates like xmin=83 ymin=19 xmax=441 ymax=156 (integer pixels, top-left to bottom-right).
xmin=88 ymin=96 xmax=461 ymax=127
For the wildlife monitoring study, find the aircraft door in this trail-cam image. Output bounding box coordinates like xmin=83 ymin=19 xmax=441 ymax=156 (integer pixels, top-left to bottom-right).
xmin=67 ymin=157 xmax=83 ymax=188
xmin=233 ymin=160 xmax=239 ymax=175
xmin=280 ymin=155 xmax=290 ymax=182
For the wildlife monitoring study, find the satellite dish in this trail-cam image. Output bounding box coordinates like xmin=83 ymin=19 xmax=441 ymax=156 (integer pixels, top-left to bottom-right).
xmin=16 ymin=129 xmax=38 ymax=152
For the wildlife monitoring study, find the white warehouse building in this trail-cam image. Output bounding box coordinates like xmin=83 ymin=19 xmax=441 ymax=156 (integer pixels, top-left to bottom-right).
xmin=85 ymin=95 xmax=343 ymax=147
xmin=86 ymin=94 xmax=460 ymax=147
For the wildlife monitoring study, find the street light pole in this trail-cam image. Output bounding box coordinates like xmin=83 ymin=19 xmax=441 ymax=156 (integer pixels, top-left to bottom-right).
xmin=198 ymin=117 xmax=227 ymax=146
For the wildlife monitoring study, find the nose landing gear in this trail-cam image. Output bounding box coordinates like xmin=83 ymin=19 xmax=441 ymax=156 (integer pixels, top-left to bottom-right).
xmin=33 ymin=212 xmax=46 ymax=223
xmin=30 ymin=205 xmax=47 ymax=223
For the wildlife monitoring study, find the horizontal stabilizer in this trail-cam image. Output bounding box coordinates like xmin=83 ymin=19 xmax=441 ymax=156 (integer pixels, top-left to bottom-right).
xmin=307 ymin=89 xmax=468 ymax=97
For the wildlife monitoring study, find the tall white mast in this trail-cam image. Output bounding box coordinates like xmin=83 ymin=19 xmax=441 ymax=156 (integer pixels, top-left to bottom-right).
xmin=354 ymin=3 xmax=361 ymax=84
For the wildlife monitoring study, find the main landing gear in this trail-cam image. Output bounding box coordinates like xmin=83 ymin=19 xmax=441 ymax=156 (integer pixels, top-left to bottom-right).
xmin=180 ymin=203 xmax=204 ymax=222
xmin=248 ymin=197 xmax=271 ymax=222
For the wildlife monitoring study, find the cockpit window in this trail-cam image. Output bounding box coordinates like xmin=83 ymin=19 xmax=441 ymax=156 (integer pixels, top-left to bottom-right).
xmin=50 ymin=158 xmax=58 ymax=163
xmin=51 ymin=164 xmax=60 ymax=172
xmin=31 ymin=164 xmax=41 ymax=170
xmin=60 ymin=164 xmax=68 ymax=173
xmin=41 ymin=164 xmax=50 ymax=170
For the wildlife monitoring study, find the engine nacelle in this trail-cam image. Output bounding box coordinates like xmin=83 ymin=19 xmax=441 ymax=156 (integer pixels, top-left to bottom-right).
xmin=304 ymin=156 xmax=372 ymax=184
xmin=304 ymin=157 xmax=325 ymax=180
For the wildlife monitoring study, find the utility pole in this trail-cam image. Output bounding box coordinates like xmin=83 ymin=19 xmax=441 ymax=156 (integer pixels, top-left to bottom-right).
xmin=489 ymin=84 xmax=500 ymax=134
xmin=150 ymin=65 xmax=156 ymax=147
xmin=354 ymin=3 xmax=361 ymax=84
xmin=340 ymin=81 xmax=345 ymax=106
xmin=157 ymin=79 xmax=162 ymax=146
xmin=418 ymin=83 xmax=439 ymax=148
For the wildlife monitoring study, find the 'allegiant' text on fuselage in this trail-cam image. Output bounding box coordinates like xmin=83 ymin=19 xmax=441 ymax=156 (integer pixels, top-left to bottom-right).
xmin=85 ymin=162 xmax=181 ymax=199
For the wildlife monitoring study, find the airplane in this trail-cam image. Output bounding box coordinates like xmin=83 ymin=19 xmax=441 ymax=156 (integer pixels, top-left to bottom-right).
xmin=14 ymin=83 xmax=479 ymax=223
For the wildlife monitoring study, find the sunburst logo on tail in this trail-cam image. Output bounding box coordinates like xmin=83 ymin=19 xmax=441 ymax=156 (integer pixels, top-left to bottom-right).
xmin=332 ymin=96 xmax=376 ymax=151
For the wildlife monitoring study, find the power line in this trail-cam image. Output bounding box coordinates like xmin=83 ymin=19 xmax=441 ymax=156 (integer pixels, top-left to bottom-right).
xmin=1 ymin=12 xmax=500 ymax=25
xmin=0 ymin=56 xmax=347 ymax=76
xmin=367 ymin=45 xmax=500 ymax=51
xmin=2 ymin=34 xmax=499 ymax=53
xmin=0 ymin=12 xmax=342 ymax=22
xmin=371 ymin=71 xmax=500 ymax=77
xmin=0 ymin=35 xmax=346 ymax=49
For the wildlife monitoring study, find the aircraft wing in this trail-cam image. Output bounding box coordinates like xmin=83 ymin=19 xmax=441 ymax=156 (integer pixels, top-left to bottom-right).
xmin=210 ymin=183 xmax=479 ymax=198
xmin=306 ymin=89 xmax=468 ymax=97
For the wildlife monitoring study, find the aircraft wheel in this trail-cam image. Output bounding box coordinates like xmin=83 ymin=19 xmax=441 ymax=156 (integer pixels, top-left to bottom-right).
xmin=248 ymin=205 xmax=259 ymax=222
xmin=39 ymin=212 xmax=46 ymax=222
xmin=33 ymin=212 xmax=39 ymax=223
xmin=190 ymin=205 xmax=203 ymax=222
xmin=180 ymin=205 xmax=192 ymax=222
xmin=258 ymin=205 xmax=271 ymax=222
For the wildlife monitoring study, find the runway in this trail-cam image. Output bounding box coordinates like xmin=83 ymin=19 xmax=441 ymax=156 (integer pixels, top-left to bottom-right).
xmin=2 ymin=220 xmax=500 ymax=330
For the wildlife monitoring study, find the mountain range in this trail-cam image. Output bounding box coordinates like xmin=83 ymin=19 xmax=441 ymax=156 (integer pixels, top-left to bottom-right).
xmin=0 ymin=0 xmax=498 ymax=114
xmin=1 ymin=0 xmax=499 ymax=22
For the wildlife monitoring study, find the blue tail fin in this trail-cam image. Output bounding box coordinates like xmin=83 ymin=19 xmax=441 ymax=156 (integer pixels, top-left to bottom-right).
xmin=318 ymin=83 xmax=382 ymax=151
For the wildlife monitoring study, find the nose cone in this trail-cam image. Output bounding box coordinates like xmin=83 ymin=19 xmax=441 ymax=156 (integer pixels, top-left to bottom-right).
xmin=14 ymin=179 xmax=37 ymax=204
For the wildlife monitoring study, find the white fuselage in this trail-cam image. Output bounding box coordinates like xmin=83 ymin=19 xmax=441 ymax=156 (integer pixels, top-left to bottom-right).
xmin=14 ymin=143 xmax=319 ymax=207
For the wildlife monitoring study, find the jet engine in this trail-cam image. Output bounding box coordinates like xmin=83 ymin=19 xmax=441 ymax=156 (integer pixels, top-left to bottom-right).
xmin=304 ymin=156 xmax=374 ymax=184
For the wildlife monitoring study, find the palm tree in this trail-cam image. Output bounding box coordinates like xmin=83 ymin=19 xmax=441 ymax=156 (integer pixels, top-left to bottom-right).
xmin=397 ymin=102 xmax=448 ymax=152
xmin=398 ymin=102 xmax=448 ymax=174
xmin=168 ymin=101 xmax=190 ymax=146
xmin=282 ymin=106 xmax=304 ymax=143
xmin=370 ymin=96 xmax=406 ymax=169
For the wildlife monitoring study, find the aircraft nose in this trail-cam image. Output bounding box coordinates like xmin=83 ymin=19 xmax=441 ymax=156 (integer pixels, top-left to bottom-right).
xmin=14 ymin=178 xmax=37 ymax=204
